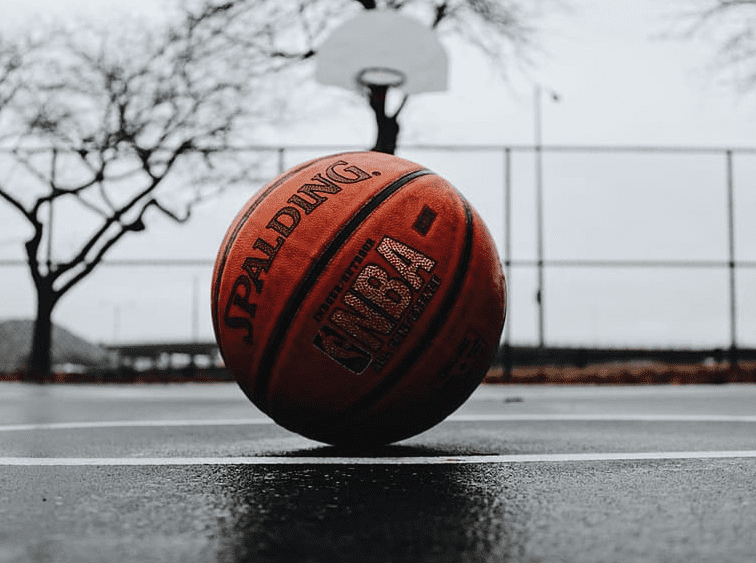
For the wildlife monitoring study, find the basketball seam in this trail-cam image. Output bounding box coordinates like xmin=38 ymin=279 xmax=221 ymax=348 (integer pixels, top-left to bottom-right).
xmin=211 ymin=151 xmax=362 ymax=360
xmin=252 ymin=168 xmax=434 ymax=412
xmin=322 ymin=197 xmax=475 ymax=430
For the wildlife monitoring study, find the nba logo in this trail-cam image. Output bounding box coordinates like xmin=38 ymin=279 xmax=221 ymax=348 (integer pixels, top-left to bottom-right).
xmin=313 ymin=325 xmax=372 ymax=374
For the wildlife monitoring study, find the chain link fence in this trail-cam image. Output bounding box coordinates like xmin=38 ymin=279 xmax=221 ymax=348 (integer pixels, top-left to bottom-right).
xmin=1 ymin=144 xmax=754 ymax=358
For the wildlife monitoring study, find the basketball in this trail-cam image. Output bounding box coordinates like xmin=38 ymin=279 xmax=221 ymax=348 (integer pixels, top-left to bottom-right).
xmin=211 ymin=151 xmax=506 ymax=446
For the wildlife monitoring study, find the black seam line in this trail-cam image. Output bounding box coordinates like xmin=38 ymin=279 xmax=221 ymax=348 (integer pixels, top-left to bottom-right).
xmin=211 ymin=152 xmax=358 ymax=355
xmin=324 ymin=198 xmax=475 ymax=427
xmin=252 ymin=167 xmax=434 ymax=411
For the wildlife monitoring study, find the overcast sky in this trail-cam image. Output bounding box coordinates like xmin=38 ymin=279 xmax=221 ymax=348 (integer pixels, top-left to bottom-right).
xmin=1 ymin=0 xmax=754 ymax=349
xmin=1 ymin=0 xmax=754 ymax=146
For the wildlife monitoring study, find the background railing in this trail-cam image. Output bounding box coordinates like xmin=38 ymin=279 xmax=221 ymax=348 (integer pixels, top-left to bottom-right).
xmin=1 ymin=144 xmax=754 ymax=357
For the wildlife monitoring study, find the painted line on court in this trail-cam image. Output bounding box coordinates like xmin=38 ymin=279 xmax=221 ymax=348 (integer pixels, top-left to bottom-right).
xmin=3 ymin=413 xmax=756 ymax=433
xmin=0 ymin=419 xmax=274 ymax=432
xmin=448 ymin=414 xmax=756 ymax=422
xmin=2 ymin=451 xmax=756 ymax=466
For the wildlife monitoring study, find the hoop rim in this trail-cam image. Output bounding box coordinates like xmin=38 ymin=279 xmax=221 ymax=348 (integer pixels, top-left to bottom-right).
xmin=356 ymin=67 xmax=406 ymax=89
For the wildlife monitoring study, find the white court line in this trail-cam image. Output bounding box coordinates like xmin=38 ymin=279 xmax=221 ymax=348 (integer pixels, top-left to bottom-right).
xmin=448 ymin=414 xmax=756 ymax=422
xmin=3 ymin=414 xmax=756 ymax=432
xmin=0 ymin=419 xmax=274 ymax=432
xmin=2 ymin=451 xmax=756 ymax=466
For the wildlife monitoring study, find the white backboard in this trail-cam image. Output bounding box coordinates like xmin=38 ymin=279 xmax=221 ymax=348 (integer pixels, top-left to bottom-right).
xmin=315 ymin=10 xmax=448 ymax=95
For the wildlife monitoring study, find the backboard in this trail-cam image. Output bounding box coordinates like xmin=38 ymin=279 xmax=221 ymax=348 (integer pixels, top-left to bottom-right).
xmin=315 ymin=10 xmax=448 ymax=95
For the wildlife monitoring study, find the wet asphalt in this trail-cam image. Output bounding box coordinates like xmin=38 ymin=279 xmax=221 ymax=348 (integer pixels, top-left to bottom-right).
xmin=2 ymin=383 xmax=756 ymax=563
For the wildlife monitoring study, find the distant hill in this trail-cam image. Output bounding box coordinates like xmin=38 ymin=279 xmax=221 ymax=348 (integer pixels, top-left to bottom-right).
xmin=0 ymin=319 xmax=108 ymax=372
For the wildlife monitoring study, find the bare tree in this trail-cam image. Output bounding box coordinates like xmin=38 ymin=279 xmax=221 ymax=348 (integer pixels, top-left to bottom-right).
xmin=0 ymin=33 xmax=40 ymax=139
xmin=675 ymin=0 xmax=756 ymax=91
xmin=1 ymin=0 xmax=553 ymax=378
xmin=0 ymin=11 xmax=291 ymax=379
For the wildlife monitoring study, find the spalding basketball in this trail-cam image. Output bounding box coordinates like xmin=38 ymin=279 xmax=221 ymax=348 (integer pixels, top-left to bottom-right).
xmin=211 ymin=151 xmax=506 ymax=446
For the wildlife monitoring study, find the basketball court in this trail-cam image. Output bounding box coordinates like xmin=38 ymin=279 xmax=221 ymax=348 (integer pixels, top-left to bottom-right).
xmin=2 ymin=5 xmax=755 ymax=563
xmin=2 ymin=381 xmax=756 ymax=562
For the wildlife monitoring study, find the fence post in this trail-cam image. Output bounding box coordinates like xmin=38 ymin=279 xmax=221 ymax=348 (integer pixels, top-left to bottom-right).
xmin=726 ymin=149 xmax=738 ymax=368
xmin=277 ymin=147 xmax=286 ymax=175
xmin=535 ymin=143 xmax=545 ymax=347
xmin=502 ymin=147 xmax=513 ymax=379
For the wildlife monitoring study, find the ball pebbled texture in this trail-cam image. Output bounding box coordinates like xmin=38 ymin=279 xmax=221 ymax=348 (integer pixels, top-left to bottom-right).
xmin=212 ymin=151 xmax=506 ymax=446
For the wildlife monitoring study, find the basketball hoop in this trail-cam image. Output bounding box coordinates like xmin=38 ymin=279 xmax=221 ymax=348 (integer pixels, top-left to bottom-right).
xmin=356 ymin=67 xmax=406 ymax=89
xmin=315 ymin=11 xmax=447 ymax=95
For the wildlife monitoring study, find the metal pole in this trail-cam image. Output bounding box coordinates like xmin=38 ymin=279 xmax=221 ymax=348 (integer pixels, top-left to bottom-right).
xmin=534 ymin=86 xmax=545 ymax=347
xmin=726 ymin=150 xmax=738 ymax=367
xmin=192 ymin=275 xmax=200 ymax=343
xmin=113 ymin=305 xmax=120 ymax=345
xmin=504 ymin=147 xmax=512 ymax=336
xmin=503 ymin=147 xmax=513 ymax=379
xmin=278 ymin=147 xmax=286 ymax=175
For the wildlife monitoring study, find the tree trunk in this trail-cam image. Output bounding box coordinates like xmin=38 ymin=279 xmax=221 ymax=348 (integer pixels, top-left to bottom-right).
xmin=368 ymin=85 xmax=400 ymax=155
xmin=27 ymin=282 xmax=56 ymax=383
xmin=372 ymin=114 xmax=399 ymax=155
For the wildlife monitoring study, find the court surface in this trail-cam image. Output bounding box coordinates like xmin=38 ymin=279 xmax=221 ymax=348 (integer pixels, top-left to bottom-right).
xmin=2 ymin=382 xmax=756 ymax=562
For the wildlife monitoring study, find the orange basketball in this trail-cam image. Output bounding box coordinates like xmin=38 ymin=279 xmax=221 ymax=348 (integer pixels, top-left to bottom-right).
xmin=211 ymin=151 xmax=506 ymax=446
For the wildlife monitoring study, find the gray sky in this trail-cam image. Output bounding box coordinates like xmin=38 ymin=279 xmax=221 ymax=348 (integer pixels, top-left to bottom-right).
xmin=0 ymin=0 xmax=754 ymax=350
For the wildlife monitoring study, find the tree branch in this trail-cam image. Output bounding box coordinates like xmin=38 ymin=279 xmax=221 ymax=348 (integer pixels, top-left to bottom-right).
xmin=52 ymin=189 xmax=199 ymax=299
xmin=49 ymin=175 xmax=161 ymax=283
xmin=145 ymin=197 xmax=192 ymax=223
xmin=54 ymin=219 xmax=134 ymax=299
xmin=676 ymin=0 xmax=756 ymax=90
xmin=50 ymin=136 xmax=193 ymax=285
xmin=432 ymin=1 xmax=449 ymax=28
xmin=0 ymin=182 xmax=35 ymax=224
xmin=390 ymin=93 xmax=410 ymax=119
